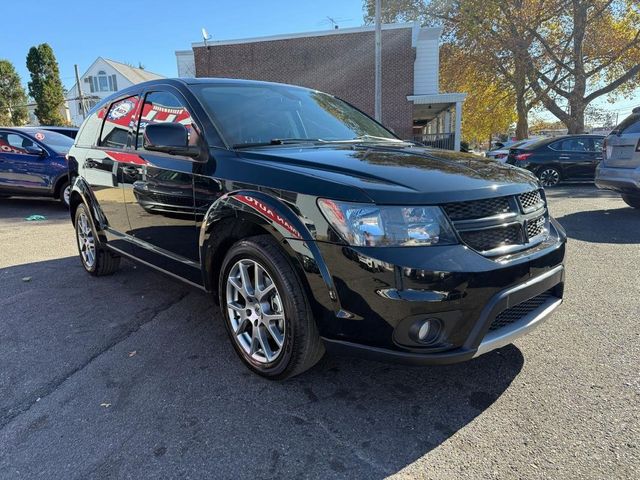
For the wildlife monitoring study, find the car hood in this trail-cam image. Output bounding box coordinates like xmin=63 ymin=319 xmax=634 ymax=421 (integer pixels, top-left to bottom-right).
xmin=235 ymin=144 xmax=540 ymax=204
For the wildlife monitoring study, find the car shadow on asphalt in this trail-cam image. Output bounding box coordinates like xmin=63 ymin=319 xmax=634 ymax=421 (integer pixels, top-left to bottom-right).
xmin=555 ymin=206 xmax=640 ymax=244
xmin=543 ymin=182 xmax=617 ymax=199
xmin=0 ymin=197 xmax=69 ymax=223
xmin=0 ymin=255 xmax=525 ymax=479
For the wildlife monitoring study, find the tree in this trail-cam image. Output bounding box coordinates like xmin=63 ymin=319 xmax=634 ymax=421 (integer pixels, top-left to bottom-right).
xmin=363 ymin=0 xmax=640 ymax=135
xmin=526 ymin=0 xmax=640 ymax=133
xmin=440 ymin=44 xmax=517 ymax=144
xmin=26 ymin=43 xmax=67 ymax=126
xmin=363 ymin=0 xmax=549 ymax=138
xmin=0 ymin=60 xmax=28 ymax=126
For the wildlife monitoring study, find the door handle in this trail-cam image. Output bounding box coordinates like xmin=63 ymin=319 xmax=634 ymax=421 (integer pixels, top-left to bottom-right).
xmin=558 ymin=156 xmax=570 ymax=160
xmin=122 ymin=166 xmax=139 ymax=176
xmin=85 ymin=158 xmax=98 ymax=168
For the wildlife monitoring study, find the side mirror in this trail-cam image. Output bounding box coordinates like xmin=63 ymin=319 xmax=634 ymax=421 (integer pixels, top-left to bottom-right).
xmin=25 ymin=145 xmax=46 ymax=156
xmin=143 ymin=123 xmax=200 ymax=158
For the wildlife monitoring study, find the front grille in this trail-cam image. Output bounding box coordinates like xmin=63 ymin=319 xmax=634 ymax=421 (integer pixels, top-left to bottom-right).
xmin=489 ymin=290 xmax=556 ymax=331
xmin=519 ymin=190 xmax=544 ymax=213
xmin=443 ymin=196 xmax=511 ymax=220
xmin=459 ymin=224 xmax=522 ymax=252
xmin=526 ymin=215 xmax=545 ymax=239
xmin=443 ymin=189 xmax=548 ymax=256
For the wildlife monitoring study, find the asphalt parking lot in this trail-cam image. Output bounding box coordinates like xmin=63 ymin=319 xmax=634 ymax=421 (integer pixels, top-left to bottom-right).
xmin=0 ymin=185 xmax=638 ymax=479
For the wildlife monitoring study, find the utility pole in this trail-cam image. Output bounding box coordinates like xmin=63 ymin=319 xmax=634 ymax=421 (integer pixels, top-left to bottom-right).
xmin=374 ymin=0 xmax=382 ymax=122
xmin=74 ymin=64 xmax=85 ymax=119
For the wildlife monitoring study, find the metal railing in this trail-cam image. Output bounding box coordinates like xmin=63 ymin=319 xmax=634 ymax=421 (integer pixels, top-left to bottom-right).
xmin=413 ymin=132 xmax=455 ymax=150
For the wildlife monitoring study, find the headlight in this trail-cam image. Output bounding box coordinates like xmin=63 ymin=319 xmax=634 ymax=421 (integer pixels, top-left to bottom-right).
xmin=318 ymin=199 xmax=457 ymax=247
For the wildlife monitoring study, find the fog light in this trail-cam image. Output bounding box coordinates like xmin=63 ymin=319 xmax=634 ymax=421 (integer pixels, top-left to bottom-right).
xmin=409 ymin=318 xmax=441 ymax=344
xmin=417 ymin=321 xmax=431 ymax=340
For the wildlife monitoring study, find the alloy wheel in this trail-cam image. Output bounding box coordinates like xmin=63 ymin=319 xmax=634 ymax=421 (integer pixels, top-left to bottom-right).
xmin=539 ymin=168 xmax=560 ymax=187
xmin=225 ymin=259 xmax=286 ymax=364
xmin=76 ymin=211 xmax=96 ymax=269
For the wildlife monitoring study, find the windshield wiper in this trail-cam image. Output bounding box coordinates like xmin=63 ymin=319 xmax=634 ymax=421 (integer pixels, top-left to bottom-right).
xmin=233 ymin=138 xmax=325 ymax=149
xmin=323 ymin=135 xmax=408 ymax=145
xmin=352 ymin=134 xmax=406 ymax=143
xmin=232 ymin=135 xmax=409 ymax=149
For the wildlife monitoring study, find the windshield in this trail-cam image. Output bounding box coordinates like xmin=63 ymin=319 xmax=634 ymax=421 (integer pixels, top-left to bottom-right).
xmin=193 ymin=84 xmax=398 ymax=148
xmin=31 ymin=130 xmax=74 ymax=153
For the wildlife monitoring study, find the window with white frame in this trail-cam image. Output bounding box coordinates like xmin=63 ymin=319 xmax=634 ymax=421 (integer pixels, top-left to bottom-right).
xmin=97 ymin=70 xmax=109 ymax=92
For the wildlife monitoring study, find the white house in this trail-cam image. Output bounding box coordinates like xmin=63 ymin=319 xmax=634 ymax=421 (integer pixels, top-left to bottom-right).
xmin=66 ymin=57 xmax=164 ymax=126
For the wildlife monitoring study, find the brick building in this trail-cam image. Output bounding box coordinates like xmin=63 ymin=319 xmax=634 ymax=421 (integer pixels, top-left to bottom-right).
xmin=175 ymin=23 xmax=465 ymax=150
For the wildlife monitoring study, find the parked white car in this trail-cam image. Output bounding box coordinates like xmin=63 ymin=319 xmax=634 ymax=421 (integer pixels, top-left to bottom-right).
xmin=486 ymin=139 xmax=537 ymax=163
xmin=595 ymin=107 xmax=640 ymax=208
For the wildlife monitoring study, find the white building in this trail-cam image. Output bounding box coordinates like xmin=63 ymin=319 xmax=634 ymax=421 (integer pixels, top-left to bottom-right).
xmin=66 ymin=57 xmax=164 ymax=126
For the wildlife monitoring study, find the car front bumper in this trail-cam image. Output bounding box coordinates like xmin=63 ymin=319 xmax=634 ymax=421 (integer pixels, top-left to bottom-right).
xmin=303 ymin=219 xmax=566 ymax=365
xmin=595 ymin=165 xmax=640 ymax=194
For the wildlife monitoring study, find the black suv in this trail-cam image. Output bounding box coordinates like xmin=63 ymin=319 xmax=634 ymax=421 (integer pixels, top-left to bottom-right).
xmin=506 ymin=134 xmax=604 ymax=186
xmin=68 ymin=79 xmax=566 ymax=379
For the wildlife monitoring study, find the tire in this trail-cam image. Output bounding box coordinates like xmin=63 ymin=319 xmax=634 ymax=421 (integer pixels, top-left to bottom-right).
xmin=58 ymin=180 xmax=71 ymax=208
xmin=538 ymin=167 xmax=561 ymax=187
xmin=218 ymin=235 xmax=324 ymax=380
xmin=74 ymin=203 xmax=121 ymax=276
xmin=622 ymin=193 xmax=640 ymax=209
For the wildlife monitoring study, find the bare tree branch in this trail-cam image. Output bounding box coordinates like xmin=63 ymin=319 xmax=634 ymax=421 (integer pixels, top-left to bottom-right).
xmin=585 ymin=64 xmax=640 ymax=102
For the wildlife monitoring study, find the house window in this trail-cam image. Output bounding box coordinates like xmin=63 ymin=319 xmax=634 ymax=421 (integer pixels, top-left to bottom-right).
xmin=97 ymin=70 xmax=109 ymax=92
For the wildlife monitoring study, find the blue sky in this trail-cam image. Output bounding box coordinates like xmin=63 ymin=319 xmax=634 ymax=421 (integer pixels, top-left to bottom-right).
xmin=0 ymin=0 xmax=365 ymax=90
xmin=1 ymin=0 xmax=636 ymax=119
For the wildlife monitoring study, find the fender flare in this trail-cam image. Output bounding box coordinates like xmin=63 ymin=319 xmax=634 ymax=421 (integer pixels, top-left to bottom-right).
xmin=52 ymin=173 xmax=69 ymax=199
xmin=69 ymin=176 xmax=110 ymax=242
xmin=199 ymin=190 xmax=340 ymax=317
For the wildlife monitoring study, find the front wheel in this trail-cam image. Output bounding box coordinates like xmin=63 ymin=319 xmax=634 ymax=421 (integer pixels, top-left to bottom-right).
xmin=622 ymin=193 xmax=640 ymax=209
xmin=538 ymin=167 xmax=561 ymax=187
xmin=219 ymin=235 xmax=324 ymax=379
xmin=74 ymin=204 xmax=120 ymax=276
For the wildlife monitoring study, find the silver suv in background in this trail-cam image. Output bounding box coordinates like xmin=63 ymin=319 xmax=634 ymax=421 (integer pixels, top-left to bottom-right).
xmin=596 ymin=107 xmax=640 ymax=209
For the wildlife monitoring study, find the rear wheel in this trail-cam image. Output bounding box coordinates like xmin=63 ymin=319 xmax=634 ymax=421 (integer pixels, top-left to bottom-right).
xmin=58 ymin=181 xmax=70 ymax=208
xmin=622 ymin=193 xmax=640 ymax=209
xmin=74 ymin=204 xmax=120 ymax=276
xmin=219 ymin=235 xmax=324 ymax=379
xmin=538 ymin=167 xmax=561 ymax=187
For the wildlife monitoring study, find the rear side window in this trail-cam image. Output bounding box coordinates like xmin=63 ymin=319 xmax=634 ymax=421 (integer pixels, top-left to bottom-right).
xmin=0 ymin=132 xmax=31 ymax=155
xmin=592 ymin=138 xmax=603 ymax=152
xmin=75 ymin=105 xmax=108 ymax=147
xmin=100 ymin=96 xmax=140 ymax=149
xmin=614 ymin=114 xmax=640 ymax=134
xmin=550 ymin=138 xmax=589 ymax=152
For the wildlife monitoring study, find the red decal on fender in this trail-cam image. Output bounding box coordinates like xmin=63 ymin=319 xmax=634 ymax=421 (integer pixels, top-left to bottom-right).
xmin=236 ymin=195 xmax=302 ymax=239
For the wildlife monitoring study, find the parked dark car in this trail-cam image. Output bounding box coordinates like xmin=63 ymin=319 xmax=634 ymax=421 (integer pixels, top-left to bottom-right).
xmin=39 ymin=126 xmax=79 ymax=139
xmin=505 ymin=134 xmax=604 ymax=186
xmin=68 ymin=78 xmax=566 ymax=379
xmin=0 ymin=127 xmax=74 ymax=206
xmin=596 ymin=107 xmax=640 ymax=208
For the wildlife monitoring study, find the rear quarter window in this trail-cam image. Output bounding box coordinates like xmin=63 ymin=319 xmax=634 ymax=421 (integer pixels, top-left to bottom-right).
xmin=75 ymin=105 xmax=108 ymax=147
xmin=615 ymin=114 xmax=640 ymax=134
